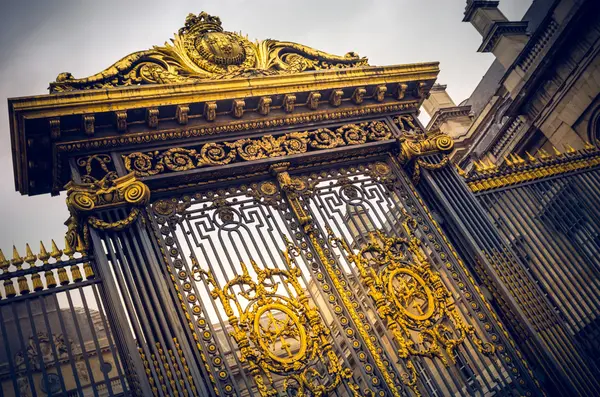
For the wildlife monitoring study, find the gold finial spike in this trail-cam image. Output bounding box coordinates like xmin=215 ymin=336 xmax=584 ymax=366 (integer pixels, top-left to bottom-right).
xmin=63 ymin=237 xmax=75 ymax=260
xmin=584 ymin=141 xmax=595 ymax=150
xmin=525 ymin=151 xmax=536 ymax=162
xmin=24 ymin=244 xmax=37 ymax=266
xmin=38 ymin=242 xmax=50 ymax=264
xmin=455 ymin=163 xmax=466 ymax=177
xmin=538 ymin=149 xmax=550 ymax=160
xmin=75 ymin=235 xmax=87 ymax=255
xmin=552 ymin=146 xmax=562 ymax=156
xmin=513 ymin=153 xmax=525 ymax=164
xmin=473 ymin=161 xmax=482 ymax=172
xmin=11 ymin=246 xmax=23 ymax=268
xmin=504 ymin=156 xmax=513 ymax=167
xmin=0 ymin=249 xmax=9 ymax=271
xmin=50 ymin=240 xmax=63 ymax=260
xmin=486 ymin=158 xmax=497 ymax=170
xmin=564 ymin=143 xmax=576 ymax=154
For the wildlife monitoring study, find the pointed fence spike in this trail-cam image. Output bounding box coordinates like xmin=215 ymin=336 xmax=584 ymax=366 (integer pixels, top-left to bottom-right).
xmin=50 ymin=240 xmax=63 ymax=260
xmin=24 ymin=243 xmax=37 ymax=265
xmin=525 ymin=151 xmax=536 ymax=162
xmin=552 ymin=146 xmax=562 ymax=156
xmin=39 ymin=241 xmax=50 ymax=263
xmin=63 ymin=237 xmax=75 ymax=259
xmin=75 ymin=234 xmax=87 ymax=255
xmin=11 ymin=246 xmax=23 ymax=267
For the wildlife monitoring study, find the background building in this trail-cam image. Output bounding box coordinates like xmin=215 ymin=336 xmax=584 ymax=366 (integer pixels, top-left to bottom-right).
xmin=423 ymin=0 xmax=599 ymax=169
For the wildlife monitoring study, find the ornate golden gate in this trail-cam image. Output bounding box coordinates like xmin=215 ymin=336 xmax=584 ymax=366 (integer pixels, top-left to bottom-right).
xmin=4 ymin=11 xmax=559 ymax=396
xmin=148 ymin=141 xmax=537 ymax=396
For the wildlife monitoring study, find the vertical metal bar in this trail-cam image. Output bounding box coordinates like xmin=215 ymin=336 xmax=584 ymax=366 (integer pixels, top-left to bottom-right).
xmin=0 ymin=305 xmax=21 ymax=396
xmin=10 ymin=301 xmax=38 ymax=397
xmin=90 ymin=283 xmax=128 ymax=394
xmin=38 ymin=296 xmax=68 ymax=395
xmin=50 ymin=290 xmax=85 ymax=396
xmin=77 ymin=286 xmax=115 ymax=395
xmin=102 ymin=230 xmax=173 ymax=397
xmin=63 ymin=289 xmax=100 ymax=397
xmin=116 ymin=210 xmax=195 ymax=396
xmin=24 ymin=299 xmax=50 ymax=396
xmin=89 ymin=229 xmax=154 ymax=397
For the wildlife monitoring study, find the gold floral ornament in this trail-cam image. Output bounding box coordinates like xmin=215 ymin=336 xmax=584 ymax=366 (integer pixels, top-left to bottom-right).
xmin=327 ymin=214 xmax=494 ymax=395
xmin=65 ymin=173 xmax=150 ymax=250
xmin=49 ymin=12 xmax=369 ymax=92
xmin=193 ymin=247 xmax=365 ymax=397
xmin=123 ymin=121 xmax=392 ymax=177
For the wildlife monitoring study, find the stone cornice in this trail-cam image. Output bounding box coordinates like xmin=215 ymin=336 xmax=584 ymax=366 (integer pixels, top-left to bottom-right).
xmin=463 ymin=1 xmax=500 ymax=22
xmin=478 ymin=21 xmax=529 ymax=53
xmin=425 ymin=105 xmax=472 ymax=131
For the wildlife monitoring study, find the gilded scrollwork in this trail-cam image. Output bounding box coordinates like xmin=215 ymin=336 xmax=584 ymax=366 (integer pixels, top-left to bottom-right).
xmin=123 ymin=121 xmax=392 ymax=177
xmin=49 ymin=12 xmax=368 ymax=92
xmin=327 ymin=213 xmax=494 ymax=395
xmin=65 ymin=173 xmax=151 ymax=250
xmin=193 ymin=250 xmax=362 ymax=397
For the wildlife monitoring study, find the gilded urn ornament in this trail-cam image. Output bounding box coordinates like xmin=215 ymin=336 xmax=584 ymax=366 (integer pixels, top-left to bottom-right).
xmin=50 ymin=12 xmax=369 ymax=92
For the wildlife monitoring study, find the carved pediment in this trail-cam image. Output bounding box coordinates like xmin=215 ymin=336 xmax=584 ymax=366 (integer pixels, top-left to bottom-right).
xmin=49 ymin=12 xmax=369 ymax=93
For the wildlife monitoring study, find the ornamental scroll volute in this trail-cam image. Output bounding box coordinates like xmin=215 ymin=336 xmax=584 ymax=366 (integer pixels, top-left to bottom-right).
xmin=65 ymin=172 xmax=150 ymax=251
xmin=49 ymin=11 xmax=368 ymax=92
xmin=193 ymin=245 xmax=362 ymax=397
xmin=328 ymin=205 xmax=494 ymax=394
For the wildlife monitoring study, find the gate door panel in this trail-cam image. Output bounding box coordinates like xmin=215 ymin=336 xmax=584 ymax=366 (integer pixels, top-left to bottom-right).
xmin=151 ymin=183 xmax=395 ymax=397
xmin=150 ymin=155 xmax=540 ymax=396
xmin=285 ymin=156 xmax=538 ymax=397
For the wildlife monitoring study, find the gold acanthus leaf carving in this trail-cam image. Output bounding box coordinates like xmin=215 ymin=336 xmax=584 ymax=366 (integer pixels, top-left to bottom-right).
xmin=49 ymin=12 xmax=368 ymax=93
xmin=123 ymin=121 xmax=392 ymax=177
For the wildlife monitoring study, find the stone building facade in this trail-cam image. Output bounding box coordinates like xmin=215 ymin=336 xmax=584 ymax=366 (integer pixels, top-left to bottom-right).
xmin=423 ymin=0 xmax=600 ymax=169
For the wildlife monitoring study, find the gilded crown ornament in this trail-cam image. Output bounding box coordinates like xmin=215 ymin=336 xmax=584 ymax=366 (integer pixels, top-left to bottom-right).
xmin=50 ymin=12 xmax=369 ymax=92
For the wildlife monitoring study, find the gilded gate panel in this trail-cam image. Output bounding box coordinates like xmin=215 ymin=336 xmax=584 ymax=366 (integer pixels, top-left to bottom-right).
xmin=149 ymin=153 xmax=539 ymax=396
xmin=273 ymin=157 xmax=538 ymax=396
xmin=150 ymin=182 xmax=399 ymax=396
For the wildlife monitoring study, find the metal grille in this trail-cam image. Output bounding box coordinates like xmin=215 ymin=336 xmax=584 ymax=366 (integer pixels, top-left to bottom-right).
xmin=151 ymin=156 xmax=537 ymax=396
xmin=300 ymin=160 xmax=527 ymax=396
xmin=475 ymin=166 xmax=600 ymax=370
xmin=0 ymin=246 xmax=129 ymax=397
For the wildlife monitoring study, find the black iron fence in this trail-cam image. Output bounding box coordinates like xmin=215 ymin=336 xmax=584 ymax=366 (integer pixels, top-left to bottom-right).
xmin=0 ymin=241 xmax=129 ymax=397
xmin=470 ymin=151 xmax=600 ymax=371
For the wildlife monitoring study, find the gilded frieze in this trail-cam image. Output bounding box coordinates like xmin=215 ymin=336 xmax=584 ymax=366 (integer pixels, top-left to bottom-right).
xmin=123 ymin=121 xmax=393 ymax=177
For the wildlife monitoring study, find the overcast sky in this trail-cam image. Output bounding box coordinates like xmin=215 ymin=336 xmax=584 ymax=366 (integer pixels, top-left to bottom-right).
xmin=0 ymin=0 xmax=532 ymax=255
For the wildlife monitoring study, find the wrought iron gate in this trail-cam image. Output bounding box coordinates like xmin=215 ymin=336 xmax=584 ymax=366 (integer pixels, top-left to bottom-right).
xmin=150 ymin=154 xmax=539 ymax=397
